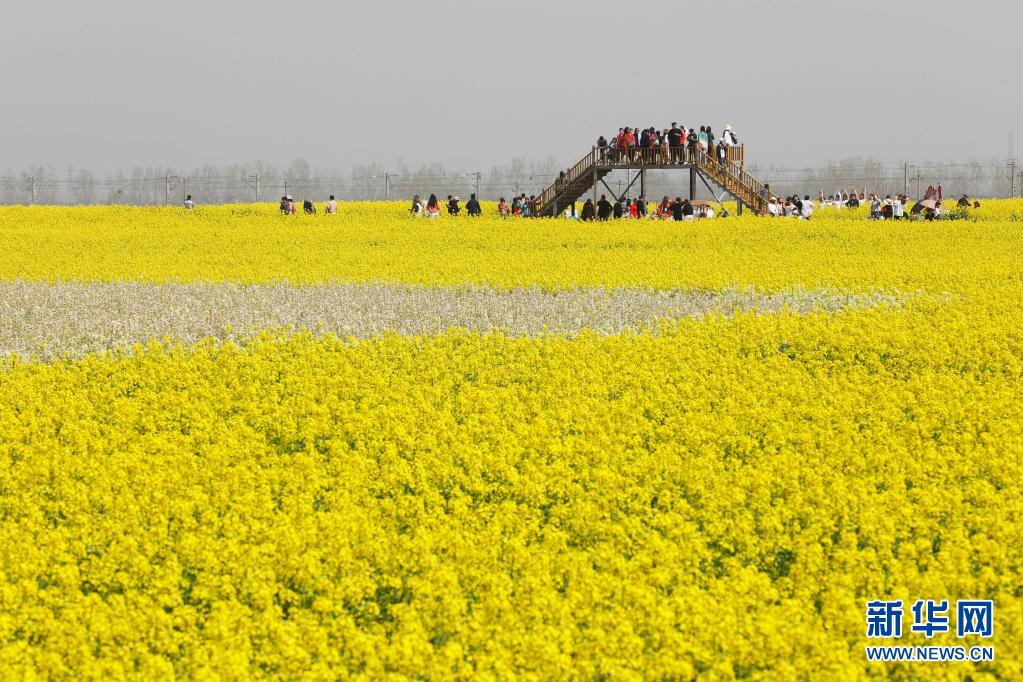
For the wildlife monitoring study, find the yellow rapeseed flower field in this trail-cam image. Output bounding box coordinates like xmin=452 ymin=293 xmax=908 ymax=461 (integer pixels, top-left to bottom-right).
xmin=1 ymin=202 xmax=1021 ymax=679
xmin=0 ymin=202 xmax=1021 ymax=292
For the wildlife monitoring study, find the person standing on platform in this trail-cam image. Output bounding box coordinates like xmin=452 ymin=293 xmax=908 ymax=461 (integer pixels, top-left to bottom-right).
xmin=668 ymin=123 xmax=684 ymax=164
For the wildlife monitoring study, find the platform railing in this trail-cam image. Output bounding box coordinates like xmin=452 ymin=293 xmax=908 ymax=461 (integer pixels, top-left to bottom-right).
xmin=537 ymin=143 xmax=763 ymax=215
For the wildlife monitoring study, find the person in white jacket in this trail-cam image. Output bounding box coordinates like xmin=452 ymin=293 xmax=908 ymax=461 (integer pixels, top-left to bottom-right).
xmin=720 ymin=124 xmax=737 ymax=146
xmin=801 ymin=195 xmax=815 ymax=219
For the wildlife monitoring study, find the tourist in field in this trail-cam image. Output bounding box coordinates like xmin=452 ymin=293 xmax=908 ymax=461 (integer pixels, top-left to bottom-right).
xmin=893 ymin=196 xmax=905 ymax=220
xmin=958 ymin=194 xmax=971 ymax=207
xmin=613 ymin=198 xmax=624 ymax=219
xmin=682 ymin=199 xmax=695 ymax=220
xmin=636 ymin=195 xmax=647 ymax=218
xmin=426 ymin=194 xmax=440 ymax=218
xmin=670 ymin=198 xmax=684 ymax=221
xmin=183 ymin=194 xmax=194 ymax=210
xmin=801 ymin=195 xmax=814 ymax=219
xmin=411 ymin=195 xmax=423 ymax=216
xmin=447 ymin=195 xmax=460 ymax=216
xmin=521 ymin=196 xmax=533 ymax=217
xmin=869 ymin=195 xmax=882 ymax=219
xmin=845 ymin=193 xmax=860 ymax=208
xmin=498 ymin=197 xmax=510 ymax=218
xmin=303 ymin=199 xmax=316 ymax=215
xmin=596 ymin=194 xmax=612 ymax=220
xmin=326 ymin=195 xmax=338 ymax=215
xmin=657 ymin=196 xmax=671 ymax=218
xmin=581 ymin=199 xmax=595 ymax=221
xmin=466 ymin=193 xmax=482 ymax=217
xmin=767 ymin=198 xmax=780 ymax=217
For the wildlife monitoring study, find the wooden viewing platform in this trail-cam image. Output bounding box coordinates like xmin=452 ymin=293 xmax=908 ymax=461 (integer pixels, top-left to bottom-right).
xmin=534 ymin=144 xmax=772 ymax=217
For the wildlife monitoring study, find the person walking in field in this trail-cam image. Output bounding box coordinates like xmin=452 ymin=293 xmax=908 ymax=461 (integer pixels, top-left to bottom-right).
xmin=670 ymin=198 xmax=684 ymax=221
xmin=303 ymin=199 xmax=316 ymax=214
xmin=801 ymin=195 xmax=814 ymax=219
xmin=466 ymin=193 xmax=482 ymax=217
xmin=411 ymin=195 xmax=423 ymax=216
xmin=498 ymin=197 xmax=510 ymax=217
xmin=581 ymin=198 xmax=595 ymax=221
xmin=326 ymin=195 xmax=338 ymax=214
xmin=596 ymin=194 xmax=612 ymax=220
xmin=426 ymin=194 xmax=441 ymax=218
xmin=183 ymin=194 xmax=194 ymax=210
xmin=447 ymin=195 xmax=460 ymax=216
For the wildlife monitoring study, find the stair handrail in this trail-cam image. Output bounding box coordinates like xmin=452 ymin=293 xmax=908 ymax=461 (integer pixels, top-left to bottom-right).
xmin=538 ymin=147 xmax=598 ymax=213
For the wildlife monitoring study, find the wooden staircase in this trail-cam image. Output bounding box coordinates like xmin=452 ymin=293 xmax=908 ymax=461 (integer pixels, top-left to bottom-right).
xmin=690 ymin=148 xmax=771 ymax=215
xmin=534 ymin=145 xmax=772 ymax=217
xmin=534 ymin=148 xmax=611 ymax=217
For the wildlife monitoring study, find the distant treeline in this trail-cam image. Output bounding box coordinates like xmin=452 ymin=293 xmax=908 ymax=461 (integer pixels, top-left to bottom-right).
xmin=1 ymin=156 xmax=1019 ymax=205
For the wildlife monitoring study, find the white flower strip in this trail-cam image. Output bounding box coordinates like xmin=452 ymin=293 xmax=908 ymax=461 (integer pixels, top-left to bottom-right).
xmin=0 ymin=281 xmax=902 ymax=360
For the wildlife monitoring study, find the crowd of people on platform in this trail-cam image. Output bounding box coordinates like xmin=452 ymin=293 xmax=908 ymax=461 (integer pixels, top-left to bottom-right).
xmin=595 ymin=123 xmax=740 ymax=166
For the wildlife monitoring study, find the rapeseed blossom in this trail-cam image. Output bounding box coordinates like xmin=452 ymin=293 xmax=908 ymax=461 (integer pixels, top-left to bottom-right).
xmin=0 ymin=202 xmax=1021 ymax=678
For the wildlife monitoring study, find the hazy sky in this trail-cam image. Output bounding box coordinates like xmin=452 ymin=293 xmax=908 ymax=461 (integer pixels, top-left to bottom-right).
xmin=2 ymin=0 xmax=1020 ymax=172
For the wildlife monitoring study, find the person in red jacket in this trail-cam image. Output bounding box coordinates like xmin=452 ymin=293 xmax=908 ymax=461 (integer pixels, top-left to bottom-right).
xmin=622 ymin=127 xmax=637 ymax=162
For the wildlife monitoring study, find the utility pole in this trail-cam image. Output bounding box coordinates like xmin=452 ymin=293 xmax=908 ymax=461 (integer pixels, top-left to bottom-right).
xmin=903 ymin=163 xmax=909 ymax=197
xmin=28 ymin=176 xmax=36 ymax=204
xmin=1009 ymin=160 xmax=1017 ymax=198
xmin=165 ymin=174 xmax=171 ymax=205
xmin=253 ymin=174 xmax=260 ymax=202
xmin=475 ymin=171 xmax=481 ymax=199
xmin=384 ymin=173 xmax=390 ymax=201
xmin=915 ymin=169 xmax=921 ymax=200
xmin=283 ymin=180 xmax=289 ymax=198
xmin=182 ymin=177 xmax=188 ymax=204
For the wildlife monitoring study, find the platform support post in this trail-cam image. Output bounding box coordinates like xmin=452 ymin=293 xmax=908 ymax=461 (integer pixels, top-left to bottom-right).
xmin=592 ymin=168 xmax=598 ymax=206
xmin=689 ymin=168 xmax=696 ymax=200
